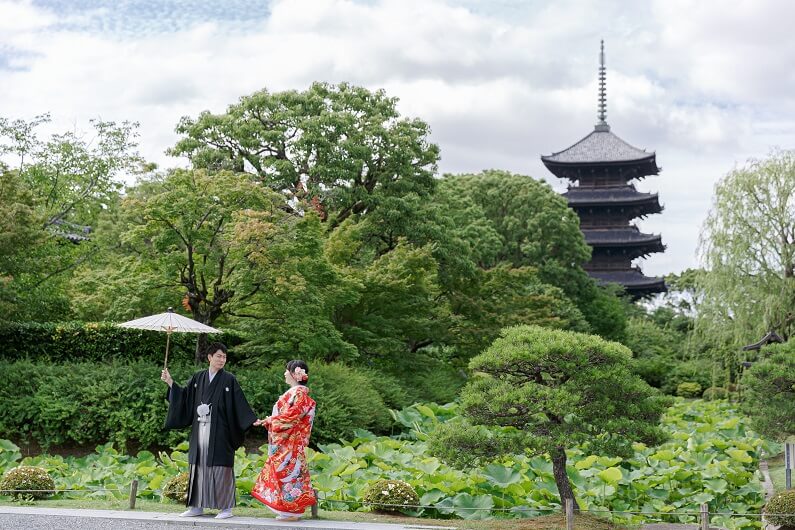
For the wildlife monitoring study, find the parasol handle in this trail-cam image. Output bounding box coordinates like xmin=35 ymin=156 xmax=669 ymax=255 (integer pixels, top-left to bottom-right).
xmin=164 ymin=331 xmax=172 ymax=371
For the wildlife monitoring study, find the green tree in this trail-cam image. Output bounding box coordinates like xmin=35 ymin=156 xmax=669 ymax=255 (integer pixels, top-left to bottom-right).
xmin=430 ymin=325 xmax=667 ymax=509
xmin=437 ymin=171 xmax=627 ymax=341
xmin=698 ymin=150 xmax=795 ymax=346
xmin=228 ymin=212 xmax=359 ymax=361
xmin=326 ymin=220 xmax=451 ymax=362
xmin=450 ymin=264 xmax=589 ymax=359
xmin=741 ymin=341 xmax=795 ymax=439
xmin=0 ymin=115 xmax=141 ymax=321
xmin=72 ymin=169 xmax=284 ymax=361
xmin=169 ymin=82 xmax=440 ymax=228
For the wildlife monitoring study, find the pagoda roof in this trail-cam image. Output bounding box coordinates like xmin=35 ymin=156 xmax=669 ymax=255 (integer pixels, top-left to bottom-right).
xmin=564 ymin=186 xmax=660 ymax=207
xmin=51 ymin=219 xmax=91 ymax=243
xmin=588 ymin=268 xmax=667 ymax=297
xmin=582 ymin=227 xmax=663 ymax=248
xmin=542 ymin=125 xmax=656 ymax=166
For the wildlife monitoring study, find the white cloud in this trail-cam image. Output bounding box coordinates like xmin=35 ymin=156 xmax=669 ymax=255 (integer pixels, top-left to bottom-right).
xmin=2 ymin=0 xmax=795 ymax=278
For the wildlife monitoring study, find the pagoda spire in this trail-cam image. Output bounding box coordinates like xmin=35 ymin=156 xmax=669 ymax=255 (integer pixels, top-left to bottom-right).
xmin=596 ymin=39 xmax=609 ymax=131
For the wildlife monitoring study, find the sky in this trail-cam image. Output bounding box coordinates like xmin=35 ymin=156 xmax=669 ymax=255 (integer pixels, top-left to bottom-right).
xmin=2 ymin=0 xmax=794 ymax=277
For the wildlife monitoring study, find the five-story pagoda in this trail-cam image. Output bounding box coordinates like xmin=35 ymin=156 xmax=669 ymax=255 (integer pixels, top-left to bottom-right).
xmin=541 ymin=42 xmax=666 ymax=298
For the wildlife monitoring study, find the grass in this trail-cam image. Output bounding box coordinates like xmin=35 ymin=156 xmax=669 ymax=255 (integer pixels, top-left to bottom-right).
xmin=0 ymin=497 xmax=632 ymax=529
xmin=768 ymin=452 xmax=787 ymax=493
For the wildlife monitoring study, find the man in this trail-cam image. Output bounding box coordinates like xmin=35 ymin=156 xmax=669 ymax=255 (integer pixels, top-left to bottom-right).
xmin=161 ymin=342 xmax=257 ymax=519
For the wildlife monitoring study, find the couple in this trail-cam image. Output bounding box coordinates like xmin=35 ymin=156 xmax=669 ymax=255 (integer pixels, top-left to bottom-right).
xmin=160 ymin=343 xmax=316 ymax=521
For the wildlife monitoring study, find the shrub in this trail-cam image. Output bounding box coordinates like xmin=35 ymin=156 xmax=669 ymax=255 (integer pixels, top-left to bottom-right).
xmin=631 ymin=356 xmax=672 ymax=389
xmin=163 ymin=471 xmax=189 ymax=503
xmin=1 ymin=359 xmax=395 ymax=450
xmin=0 ymin=321 xmax=245 ymax=363
xmin=661 ymin=359 xmax=713 ymax=395
xmin=765 ymin=490 xmax=795 ymax=529
xmin=702 ymin=386 xmax=729 ymax=400
xmin=362 ymin=479 xmax=419 ymax=513
xmin=0 ymin=466 xmax=55 ymax=499
xmin=676 ymin=382 xmax=702 ymax=398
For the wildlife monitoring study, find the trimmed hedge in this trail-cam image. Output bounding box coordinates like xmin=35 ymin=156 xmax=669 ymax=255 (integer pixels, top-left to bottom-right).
xmin=0 ymin=321 xmax=246 ymax=363
xmin=0 ymin=359 xmax=396 ymax=450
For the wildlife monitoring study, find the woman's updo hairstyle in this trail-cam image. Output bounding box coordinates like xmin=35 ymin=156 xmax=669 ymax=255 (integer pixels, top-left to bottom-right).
xmin=287 ymin=360 xmax=309 ymax=386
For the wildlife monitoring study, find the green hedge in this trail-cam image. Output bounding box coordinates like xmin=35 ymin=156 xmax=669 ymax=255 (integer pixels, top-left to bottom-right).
xmin=0 ymin=359 xmax=397 ymax=450
xmin=0 ymin=321 xmax=246 ymax=363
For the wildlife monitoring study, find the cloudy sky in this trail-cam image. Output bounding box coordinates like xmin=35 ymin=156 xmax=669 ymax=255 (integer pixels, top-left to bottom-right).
xmin=2 ymin=0 xmax=794 ymax=277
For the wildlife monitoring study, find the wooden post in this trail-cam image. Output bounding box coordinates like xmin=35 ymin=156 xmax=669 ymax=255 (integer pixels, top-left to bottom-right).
xmin=129 ymin=479 xmax=138 ymax=510
xmin=311 ymin=488 xmax=319 ymax=519
xmin=565 ymin=498 xmax=574 ymax=530
xmin=700 ymin=503 xmax=709 ymax=530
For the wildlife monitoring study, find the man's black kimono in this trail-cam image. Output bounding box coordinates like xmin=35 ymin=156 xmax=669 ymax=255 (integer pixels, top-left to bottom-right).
xmin=165 ymin=369 xmax=257 ymax=507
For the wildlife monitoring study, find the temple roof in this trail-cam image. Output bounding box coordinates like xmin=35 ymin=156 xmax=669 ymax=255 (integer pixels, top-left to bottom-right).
xmin=588 ymin=268 xmax=667 ymax=296
xmin=741 ymin=331 xmax=785 ymax=351
xmin=582 ymin=227 xmax=663 ymax=247
xmin=564 ymin=186 xmax=660 ymax=207
xmin=542 ymin=126 xmax=656 ymax=165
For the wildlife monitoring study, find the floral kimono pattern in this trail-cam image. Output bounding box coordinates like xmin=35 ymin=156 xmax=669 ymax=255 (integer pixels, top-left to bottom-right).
xmin=251 ymin=385 xmax=317 ymax=515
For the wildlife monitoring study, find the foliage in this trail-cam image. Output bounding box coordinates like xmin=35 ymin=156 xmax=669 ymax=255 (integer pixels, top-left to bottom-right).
xmin=0 ymin=399 xmax=767 ymax=528
xmin=660 ymin=359 xmax=714 ymax=396
xmin=229 ymin=213 xmax=359 ymax=362
xmin=436 ymin=171 xmax=626 ymax=341
xmin=327 ymin=234 xmax=450 ymax=362
xmin=362 ymin=479 xmax=419 ymax=513
xmin=163 ymin=471 xmax=189 ymax=503
xmin=0 ymin=359 xmax=395 ymax=449
xmin=0 ymin=115 xmax=142 ymax=322
xmin=0 ymin=320 xmax=242 ymax=363
xmin=765 ymin=490 xmax=795 ymax=529
xmin=741 ymin=342 xmax=795 ymax=439
xmin=170 ymin=82 xmax=440 ymax=229
xmin=430 ymin=325 xmax=667 ymax=509
xmin=622 ymin=306 xmax=692 ymax=391
xmin=702 ymin=387 xmax=729 ymax=400
xmin=71 ymin=169 xmax=285 ymax=360
xmin=0 ymin=466 xmax=55 ymax=499
xmin=239 ymin=361 xmax=394 ymax=445
xmin=697 ymin=149 xmax=795 ymax=347
xmin=449 ymin=264 xmax=589 ymax=360
xmin=676 ymin=382 xmax=702 ymax=398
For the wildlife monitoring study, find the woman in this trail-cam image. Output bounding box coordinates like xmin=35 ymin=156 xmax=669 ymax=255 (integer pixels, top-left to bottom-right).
xmin=251 ymin=360 xmax=317 ymax=521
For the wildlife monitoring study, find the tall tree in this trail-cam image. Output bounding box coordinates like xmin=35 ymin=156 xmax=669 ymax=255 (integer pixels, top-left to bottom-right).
xmin=437 ymin=170 xmax=627 ymax=341
xmin=430 ymin=325 xmax=667 ymax=510
xmin=697 ymin=149 xmax=795 ymax=346
xmin=169 ymin=82 xmax=440 ymax=228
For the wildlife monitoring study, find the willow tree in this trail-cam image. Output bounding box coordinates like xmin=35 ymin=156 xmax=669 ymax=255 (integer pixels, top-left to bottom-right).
xmin=697 ymin=150 xmax=795 ymax=346
xmin=430 ymin=325 xmax=667 ymax=510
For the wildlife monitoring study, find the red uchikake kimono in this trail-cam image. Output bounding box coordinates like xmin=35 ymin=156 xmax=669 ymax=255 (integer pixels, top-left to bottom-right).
xmin=252 ymin=385 xmax=317 ymax=516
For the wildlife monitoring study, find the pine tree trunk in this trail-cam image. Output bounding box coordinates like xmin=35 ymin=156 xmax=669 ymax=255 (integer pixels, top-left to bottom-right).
xmin=551 ymin=446 xmax=579 ymax=512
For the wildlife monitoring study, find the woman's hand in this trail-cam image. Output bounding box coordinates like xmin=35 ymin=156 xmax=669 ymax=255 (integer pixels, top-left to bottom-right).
xmin=160 ymin=368 xmax=173 ymax=387
xmin=253 ymin=417 xmax=271 ymax=428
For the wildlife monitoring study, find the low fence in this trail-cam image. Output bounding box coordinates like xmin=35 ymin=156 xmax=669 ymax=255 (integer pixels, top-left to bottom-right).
xmin=0 ymin=482 xmax=776 ymax=529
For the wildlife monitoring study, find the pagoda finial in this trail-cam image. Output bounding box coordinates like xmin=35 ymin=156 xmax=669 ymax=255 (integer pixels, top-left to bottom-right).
xmin=596 ymin=39 xmax=609 ymax=131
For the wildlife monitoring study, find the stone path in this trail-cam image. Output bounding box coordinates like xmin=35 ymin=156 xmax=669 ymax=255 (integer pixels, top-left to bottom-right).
xmin=760 ymin=459 xmax=779 ymax=530
xmin=0 ymin=506 xmax=452 ymax=530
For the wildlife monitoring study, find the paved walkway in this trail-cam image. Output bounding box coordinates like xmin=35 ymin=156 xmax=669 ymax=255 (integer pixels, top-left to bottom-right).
xmin=0 ymin=507 xmax=452 ymax=530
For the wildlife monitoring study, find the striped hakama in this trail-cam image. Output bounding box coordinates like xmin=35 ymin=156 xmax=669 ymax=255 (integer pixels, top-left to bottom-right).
xmin=187 ymin=413 xmax=235 ymax=509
